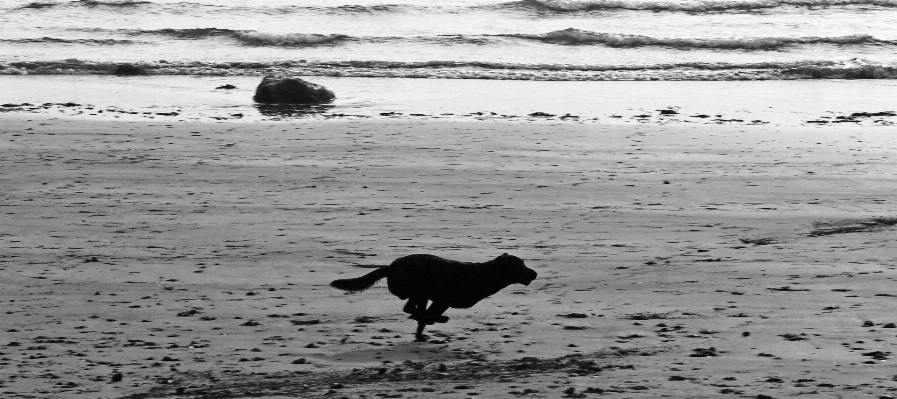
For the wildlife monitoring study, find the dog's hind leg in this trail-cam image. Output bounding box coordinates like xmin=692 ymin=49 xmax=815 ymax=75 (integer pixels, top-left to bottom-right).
xmin=403 ymin=297 xmax=427 ymax=315
xmin=404 ymin=297 xmax=432 ymax=328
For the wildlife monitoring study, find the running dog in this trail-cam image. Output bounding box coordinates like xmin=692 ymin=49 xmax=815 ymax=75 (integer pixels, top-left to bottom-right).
xmin=330 ymin=253 xmax=537 ymax=341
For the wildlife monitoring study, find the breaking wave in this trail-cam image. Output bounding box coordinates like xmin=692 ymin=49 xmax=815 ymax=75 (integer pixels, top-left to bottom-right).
xmin=19 ymin=1 xmax=59 ymax=9
xmin=231 ymin=32 xmax=350 ymax=46
xmin=78 ymin=0 xmax=153 ymax=6
xmin=3 ymin=58 xmax=895 ymax=80
xmin=11 ymin=1 xmax=427 ymax=13
xmin=0 ymin=37 xmax=137 ymax=45
xmin=510 ymin=28 xmax=892 ymax=50
xmin=62 ymin=27 xmax=896 ymax=50
xmin=96 ymin=28 xmax=352 ymax=46
xmin=130 ymin=28 xmax=235 ymax=39
xmin=13 ymin=0 xmax=213 ymax=11
xmin=12 ymin=0 xmax=897 ymax=13
xmin=514 ymin=0 xmax=897 ymax=12
xmin=266 ymin=3 xmax=420 ymax=14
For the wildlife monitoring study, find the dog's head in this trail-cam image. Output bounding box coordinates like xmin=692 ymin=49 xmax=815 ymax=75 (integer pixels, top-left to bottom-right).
xmin=495 ymin=253 xmax=537 ymax=286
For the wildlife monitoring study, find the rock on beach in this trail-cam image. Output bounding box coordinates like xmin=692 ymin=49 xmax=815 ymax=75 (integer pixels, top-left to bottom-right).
xmin=252 ymin=76 xmax=335 ymax=104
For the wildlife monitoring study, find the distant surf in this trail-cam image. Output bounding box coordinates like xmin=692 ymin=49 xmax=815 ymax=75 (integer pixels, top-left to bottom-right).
xmin=3 ymin=0 xmax=896 ymax=81
xmin=511 ymin=0 xmax=897 ymax=12
xmin=4 ymin=58 xmax=894 ymax=80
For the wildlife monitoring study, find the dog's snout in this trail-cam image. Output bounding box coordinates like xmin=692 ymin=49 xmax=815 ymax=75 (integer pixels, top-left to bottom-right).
xmin=521 ymin=269 xmax=537 ymax=285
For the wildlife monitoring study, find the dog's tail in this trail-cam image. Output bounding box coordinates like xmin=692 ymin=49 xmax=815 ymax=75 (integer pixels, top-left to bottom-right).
xmin=330 ymin=266 xmax=391 ymax=294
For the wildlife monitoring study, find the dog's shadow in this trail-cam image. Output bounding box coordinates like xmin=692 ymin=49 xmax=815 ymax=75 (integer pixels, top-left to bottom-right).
xmin=323 ymin=341 xmax=465 ymax=364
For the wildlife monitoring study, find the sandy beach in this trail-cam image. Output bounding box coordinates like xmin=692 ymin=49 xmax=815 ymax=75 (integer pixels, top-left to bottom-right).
xmin=2 ymin=114 xmax=896 ymax=398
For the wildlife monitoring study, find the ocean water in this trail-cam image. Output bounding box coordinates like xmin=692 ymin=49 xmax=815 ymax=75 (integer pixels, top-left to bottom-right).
xmin=2 ymin=0 xmax=897 ymax=80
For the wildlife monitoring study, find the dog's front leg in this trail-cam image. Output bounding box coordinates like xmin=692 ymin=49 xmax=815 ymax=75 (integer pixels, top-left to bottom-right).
xmin=414 ymin=322 xmax=429 ymax=341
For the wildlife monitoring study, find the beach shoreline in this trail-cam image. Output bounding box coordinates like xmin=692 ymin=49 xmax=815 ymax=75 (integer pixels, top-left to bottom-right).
xmin=1 ymin=114 xmax=896 ymax=398
xmin=3 ymin=76 xmax=896 ymax=127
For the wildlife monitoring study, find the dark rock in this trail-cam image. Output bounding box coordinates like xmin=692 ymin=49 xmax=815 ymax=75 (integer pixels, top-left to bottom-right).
xmin=861 ymin=351 xmax=891 ymax=360
xmin=110 ymin=372 xmax=123 ymax=382
xmin=529 ymin=112 xmax=556 ymax=117
xmin=253 ymin=76 xmax=335 ymax=104
xmin=176 ymin=309 xmax=202 ymax=317
xmin=690 ymin=347 xmax=719 ymax=357
xmin=216 ymin=84 xmax=237 ymax=90
xmin=780 ymin=333 xmax=807 ymax=341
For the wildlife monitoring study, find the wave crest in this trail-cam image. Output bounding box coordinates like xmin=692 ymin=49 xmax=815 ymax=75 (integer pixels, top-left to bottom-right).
xmin=78 ymin=0 xmax=152 ymax=6
xmin=19 ymin=2 xmax=58 ymax=9
xmin=73 ymin=27 xmax=893 ymax=50
xmin=783 ymin=59 xmax=897 ymax=78
xmin=3 ymin=58 xmax=895 ymax=80
xmin=510 ymin=28 xmax=889 ymax=50
xmin=112 ymin=28 xmax=350 ymax=46
xmin=233 ymin=32 xmax=349 ymax=46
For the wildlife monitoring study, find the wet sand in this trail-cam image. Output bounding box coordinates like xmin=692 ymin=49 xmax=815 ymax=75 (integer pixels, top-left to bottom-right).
xmin=1 ymin=115 xmax=896 ymax=398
